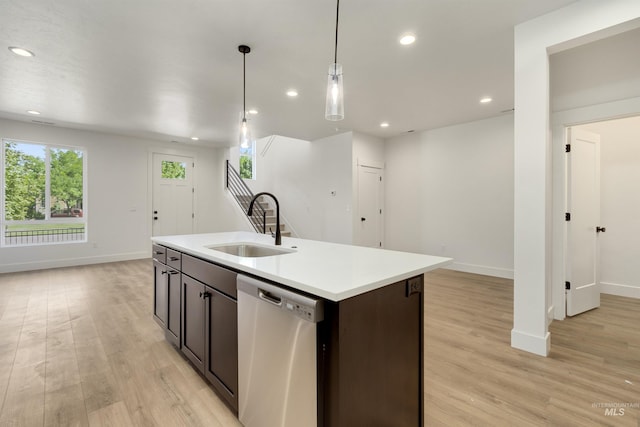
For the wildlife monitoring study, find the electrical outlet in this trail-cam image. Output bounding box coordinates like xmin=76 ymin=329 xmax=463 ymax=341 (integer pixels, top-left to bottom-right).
xmin=406 ymin=277 xmax=423 ymax=297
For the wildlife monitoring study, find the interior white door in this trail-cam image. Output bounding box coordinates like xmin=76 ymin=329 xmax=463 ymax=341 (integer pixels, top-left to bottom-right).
xmin=357 ymin=165 xmax=383 ymax=248
xmin=152 ymin=153 xmax=194 ymax=236
xmin=566 ymin=128 xmax=601 ymax=316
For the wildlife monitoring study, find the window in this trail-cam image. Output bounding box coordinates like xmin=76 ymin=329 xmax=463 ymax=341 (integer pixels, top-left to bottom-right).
xmin=2 ymin=139 xmax=87 ymax=246
xmin=161 ymin=160 xmax=186 ymax=179
xmin=239 ymin=140 xmax=256 ymax=180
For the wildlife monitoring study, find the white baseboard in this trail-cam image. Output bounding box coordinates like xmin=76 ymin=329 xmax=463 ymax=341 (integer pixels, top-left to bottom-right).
xmin=511 ymin=329 xmax=550 ymax=357
xmin=445 ymin=262 xmax=514 ymax=279
xmin=0 ymin=251 xmax=149 ymax=274
xmin=601 ymin=281 xmax=640 ymax=299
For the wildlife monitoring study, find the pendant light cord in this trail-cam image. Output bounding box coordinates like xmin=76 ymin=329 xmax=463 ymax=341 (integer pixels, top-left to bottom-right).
xmin=243 ymin=51 xmax=246 ymax=120
xmin=334 ymin=0 xmax=339 ymax=65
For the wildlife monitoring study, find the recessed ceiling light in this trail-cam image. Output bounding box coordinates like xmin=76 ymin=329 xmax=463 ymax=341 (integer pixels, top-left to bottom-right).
xmin=380 ymin=122 xmax=390 ymax=128
xmin=190 ymin=136 xmax=199 ymax=141
xmin=286 ymin=90 xmax=298 ymax=97
xmin=248 ymin=109 xmax=258 ymax=115
xmin=480 ymin=97 xmax=492 ymax=104
xmin=9 ymin=46 xmax=35 ymax=57
xmin=26 ymin=110 xmax=41 ymax=115
xmin=399 ymin=34 xmax=416 ymax=45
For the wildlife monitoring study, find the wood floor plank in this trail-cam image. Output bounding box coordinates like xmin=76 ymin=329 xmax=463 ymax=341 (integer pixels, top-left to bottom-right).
xmin=87 ymin=401 xmax=135 ymax=427
xmin=43 ymin=383 xmax=89 ymax=427
xmin=0 ymin=362 xmax=46 ymax=426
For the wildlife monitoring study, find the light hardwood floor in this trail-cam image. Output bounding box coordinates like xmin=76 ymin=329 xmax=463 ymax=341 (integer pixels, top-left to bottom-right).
xmin=0 ymin=260 xmax=638 ymax=426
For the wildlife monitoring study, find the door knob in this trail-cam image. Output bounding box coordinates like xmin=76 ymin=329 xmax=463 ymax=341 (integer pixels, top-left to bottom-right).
xmin=596 ymin=226 xmax=606 ymax=233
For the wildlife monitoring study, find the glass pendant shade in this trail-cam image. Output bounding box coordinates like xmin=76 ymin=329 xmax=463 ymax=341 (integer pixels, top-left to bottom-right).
xmin=239 ymin=117 xmax=251 ymax=149
xmin=325 ymin=63 xmax=344 ymax=121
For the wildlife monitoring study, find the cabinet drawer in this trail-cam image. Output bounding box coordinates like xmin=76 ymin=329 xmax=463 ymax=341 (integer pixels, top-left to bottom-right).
xmin=152 ymin=244 xmax=166 ymax=264
xmin=182 ymin=254 xmax=237 ymax=299
xmin=166 ymin=248 xmax=182 ymax=270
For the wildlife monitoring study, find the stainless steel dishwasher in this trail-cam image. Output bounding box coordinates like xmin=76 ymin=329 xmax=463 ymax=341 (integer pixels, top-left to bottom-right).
xmin=237 ymin=275 xmax=323 ymax=427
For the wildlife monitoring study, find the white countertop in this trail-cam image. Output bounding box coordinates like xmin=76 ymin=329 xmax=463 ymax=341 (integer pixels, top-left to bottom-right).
xmin=152 ymin=231 xmax=452 ymax=302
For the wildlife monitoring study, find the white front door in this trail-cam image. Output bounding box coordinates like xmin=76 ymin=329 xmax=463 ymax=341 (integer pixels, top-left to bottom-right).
xmin=152 ymin=153 xmax=194 ymax=236
xmin=566 ymin=128 xmax=601 ymax=316
xmin=357 ymin=165 xmax=383 ymax=248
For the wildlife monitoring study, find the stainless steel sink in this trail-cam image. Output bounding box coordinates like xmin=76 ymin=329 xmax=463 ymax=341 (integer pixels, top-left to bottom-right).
xmin=205 ymin=243 xmax=295 ymax=258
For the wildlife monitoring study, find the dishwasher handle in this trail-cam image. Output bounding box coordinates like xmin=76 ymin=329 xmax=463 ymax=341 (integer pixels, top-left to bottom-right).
xmin=259 ymin=289 xmax=282 ymax=306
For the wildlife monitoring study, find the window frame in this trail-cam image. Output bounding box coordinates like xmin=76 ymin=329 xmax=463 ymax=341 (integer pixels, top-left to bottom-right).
xmin=1 ymin=138 xmax=88 ymax=247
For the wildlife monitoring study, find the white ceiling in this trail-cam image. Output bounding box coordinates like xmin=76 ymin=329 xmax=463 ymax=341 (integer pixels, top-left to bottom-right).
xmin=0 ymin=0 xmax=577 ymax=147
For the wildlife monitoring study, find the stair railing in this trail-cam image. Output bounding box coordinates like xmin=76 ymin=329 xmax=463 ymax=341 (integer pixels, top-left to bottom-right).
xmin=226 ymin=160 xmax=268 ymax=233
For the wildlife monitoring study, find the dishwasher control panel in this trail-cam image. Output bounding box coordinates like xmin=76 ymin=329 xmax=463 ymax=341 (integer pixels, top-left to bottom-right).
xmin=238 ymin=275 xmax=324 ymax=323
xmin=284 ymin=298 xmax=320 ymax=322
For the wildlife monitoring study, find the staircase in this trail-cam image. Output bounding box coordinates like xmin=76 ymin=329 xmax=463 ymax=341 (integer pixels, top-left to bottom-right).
xmin=226 ymin=160 xmax=292 ymax=237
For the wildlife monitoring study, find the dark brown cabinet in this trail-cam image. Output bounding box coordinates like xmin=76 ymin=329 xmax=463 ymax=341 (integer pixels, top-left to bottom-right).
xmin=179 ymin=254 xmax=239 ymax=413
xmin=152 ymin=259 xmax=168 ymax=327
xmin=153 ymin=245 xmax=181 ymax=348
xmin=319 ymin=276 xmax=424 ymax=427
xmin=166 ymin=268 xmax=181 ymax=346
xmin=205 ymin=287 xmax=238 ymax=411
xmin=181 ymin=274 xmax=206 ymax=372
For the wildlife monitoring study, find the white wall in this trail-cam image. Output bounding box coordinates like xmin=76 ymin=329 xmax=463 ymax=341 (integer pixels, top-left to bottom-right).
xmin=513 ymin=0 xmax=640 ymax=356
xmin=0 ymin=118 xmax=227 ymax=273
xmin=579 ymin=116 xmax=640 ymax=298
xmin=231 ymin=132 xmax=353 ymax=244
xmin=551 ymin=27 xmax=640 ymax=113
xmin=384 ymin=115 xmax=514 ymax=278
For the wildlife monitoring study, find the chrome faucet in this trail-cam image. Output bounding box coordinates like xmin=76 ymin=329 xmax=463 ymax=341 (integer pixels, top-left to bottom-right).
xmin=247 ymin=192 xmax=281 ymax=245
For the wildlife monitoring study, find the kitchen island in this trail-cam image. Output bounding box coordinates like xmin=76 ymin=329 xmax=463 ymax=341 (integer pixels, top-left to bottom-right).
xmin=151 ymin=231 xmax=451 ymax=427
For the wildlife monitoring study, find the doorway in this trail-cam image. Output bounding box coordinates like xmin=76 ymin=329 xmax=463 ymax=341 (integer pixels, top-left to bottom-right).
xmin=565 ymin=127 xmax=601 ymax=316
xmin=357 ymin=163 xmax=384 ymax=248
xmin=560 ymin=115 xmax=640 ymax=317
xmin=152 ymin=153 xmax=194 ymax=236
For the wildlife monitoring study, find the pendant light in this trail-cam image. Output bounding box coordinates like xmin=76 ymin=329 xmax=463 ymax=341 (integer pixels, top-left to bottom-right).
xmin=238 ymin=45 xmax=252 ymax=148
xmin=325 ymin=0 xmax=344 ymax=121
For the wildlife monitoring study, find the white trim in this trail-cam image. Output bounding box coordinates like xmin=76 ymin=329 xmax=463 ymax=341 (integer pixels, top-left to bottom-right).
xmin=445 ymin=262 xmax=514 ymax=280
xmin=0 ymin=251 xmax=149 ymax=274
xmin=357 ymin=158 xmax=384 ymax=169
xmin=601 ymin=282 xmax=640 ymax=299
xmin=511 ymin=329 xmax=550 ymax=357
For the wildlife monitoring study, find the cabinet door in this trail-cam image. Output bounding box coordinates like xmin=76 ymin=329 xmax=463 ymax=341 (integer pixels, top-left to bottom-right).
xmin=166 ymin=269 xmax=181 ymax=347
xmin=153 ymin=259 xmax=168 ymax=328
xmin=205 ymin=287 xmax=238 ymax=411
xmin=181 ymin=275 xmax=205 ymax=373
